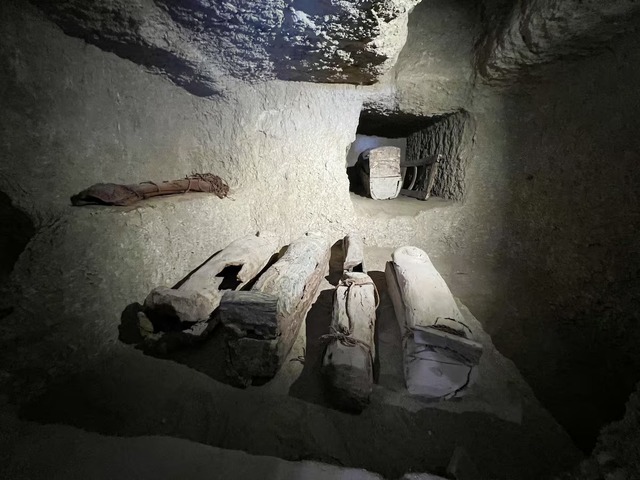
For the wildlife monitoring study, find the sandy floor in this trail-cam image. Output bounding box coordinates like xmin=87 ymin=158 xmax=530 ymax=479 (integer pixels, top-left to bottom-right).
xmin=350 ymin=192 xmax=455 ymax=217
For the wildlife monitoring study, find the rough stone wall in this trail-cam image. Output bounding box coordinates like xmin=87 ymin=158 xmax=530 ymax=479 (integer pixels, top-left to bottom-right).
xmin=0 ymin=1 xmax=364 ymax=393
xmin=405 ymin=112 xmax=473 ymax=201
xmin=0 ymin=0 xmax=471 ymax=394
xmin=362 ymin=0 xmax=477 ymax=117
xmin=3 ymin=0 xmax=640 ymax=461
xmin=476 ymin=0 xmax=640 ymax=84
xmin=0 ymin=193 xmax=35 ymax=288
xmin=359 ymin=0 xmax=640 ymax=450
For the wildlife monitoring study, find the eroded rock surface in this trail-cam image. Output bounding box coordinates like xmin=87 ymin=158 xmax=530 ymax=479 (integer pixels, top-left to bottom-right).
xmin=406 ymin=111 xmax=473 ymax=201
xmin=30 ymin=0 xmax=420 ymax=95
xmin=477 ymin=0 xmax=640 ymax=83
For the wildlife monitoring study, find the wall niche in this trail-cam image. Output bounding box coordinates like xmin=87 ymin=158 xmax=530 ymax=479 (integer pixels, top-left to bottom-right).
xmin=346 ymin=109 xmax=473 ymax=213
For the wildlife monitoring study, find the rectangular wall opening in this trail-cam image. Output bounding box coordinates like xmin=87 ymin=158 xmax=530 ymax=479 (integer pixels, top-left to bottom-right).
xmin=346 ymin=109 xmax=473 ymax=216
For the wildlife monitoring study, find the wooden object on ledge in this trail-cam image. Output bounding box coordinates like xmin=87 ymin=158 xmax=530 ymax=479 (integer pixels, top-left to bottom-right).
xmin=71 ymin=173 xmax=229 ymax=206
xmin=400 ymin=155 xmax=440 ymax=201
xmin=358 ymin=146 xmax=402 ymax=200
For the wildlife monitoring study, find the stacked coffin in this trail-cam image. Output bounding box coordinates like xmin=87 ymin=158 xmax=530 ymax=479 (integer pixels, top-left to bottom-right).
xmin=385 ymin=246 xmax=483 ymax=399
xmin=219 ymin=232 xmax=331 ymax=385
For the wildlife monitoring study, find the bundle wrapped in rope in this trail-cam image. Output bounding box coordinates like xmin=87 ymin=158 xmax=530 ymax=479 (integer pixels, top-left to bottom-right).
xmin=71 ymin=173 xmax=229 ymax=206
xmin=322 ymin=271 xmax=377 ymax=412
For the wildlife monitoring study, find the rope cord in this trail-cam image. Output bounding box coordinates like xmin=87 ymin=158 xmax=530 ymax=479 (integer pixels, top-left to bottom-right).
xmin=321 ymin=276 xmax=378 ymax=364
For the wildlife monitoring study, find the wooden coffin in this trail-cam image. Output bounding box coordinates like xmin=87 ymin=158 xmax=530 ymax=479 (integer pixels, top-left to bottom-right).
xmin=385 ymin=246 xmax=482 ymax=399
xmin=358 ymin=146 xmax=402 ymax=200
xmin=220 ymin=232 xmax=331 ymax=384
xmin=140 ymin=232 xmax=280 ymax=343
xmin=322 ymin=271 xmax=377 ymax=412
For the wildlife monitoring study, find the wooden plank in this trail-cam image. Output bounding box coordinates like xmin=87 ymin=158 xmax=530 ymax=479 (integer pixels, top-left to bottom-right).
xmin=385 ymin=246 xmax=483 ymax=399
xmin=400 ymin=155 xmax=438 ymax=168
xmin=225 ymin=232 xmax=331 ymax=383
xmin=400 ymin=155 xmax=440 ymax=201
xmin=218 ymin=291 xmax=279 ymax=339
xmin=322 ymin=272 xmax=377 ymax=412
xmin=423 ymin=159 xmax=439 ymax=200
xmin=413 ymin=326 xmax=482 ymax=365
xmin=226 ymin=336 xmax=279 ymax=381
xmin=369 ymin=177 xmax=402 ymax=200
xmin=143 ymin=232 xmax=280 ymax=325
xmin=137 ymin=311 xmax=217 ymax=355
xmin=343 ymin=233 xmax=366 ymax=273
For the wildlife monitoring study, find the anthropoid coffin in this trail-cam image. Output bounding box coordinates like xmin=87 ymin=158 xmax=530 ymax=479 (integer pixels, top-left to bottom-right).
xmin=138 ymin=232 xmax=280 ymax=352
xmin=385 ymin=246 xmax=483 ymax=399
xmin=220 ymin=232 xmax=331 ymax=385
xmin=358 ymin=146 xmax=402 ymax=200
xmin=322 ymin=271 xmax=377 ymax=412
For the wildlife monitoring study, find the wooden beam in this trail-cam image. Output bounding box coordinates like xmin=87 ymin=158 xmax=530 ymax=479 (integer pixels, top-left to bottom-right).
xmin=219 ymin=291 xmax=279 ymax=339
xmin=400 ymin=155 xmax=438 ymax=168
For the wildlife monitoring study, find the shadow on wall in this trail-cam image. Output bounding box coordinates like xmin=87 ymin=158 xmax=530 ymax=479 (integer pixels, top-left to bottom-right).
xmin=0 ymin=191 xmax=35 ymax=287
xmin=484 ymin=32 xmax=640 ymax=453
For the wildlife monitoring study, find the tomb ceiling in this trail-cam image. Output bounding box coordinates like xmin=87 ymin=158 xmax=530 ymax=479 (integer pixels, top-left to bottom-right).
xmin=30 ymin=0 xmax=420 ymax=96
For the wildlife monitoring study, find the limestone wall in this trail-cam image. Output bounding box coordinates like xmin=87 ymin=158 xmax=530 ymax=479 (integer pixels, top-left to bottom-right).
xmin=406 ymin=112 xmax=473 ymax=201
xmin=0 ymin=1 xmax=365 ymax=387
